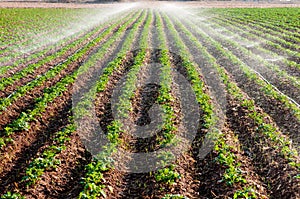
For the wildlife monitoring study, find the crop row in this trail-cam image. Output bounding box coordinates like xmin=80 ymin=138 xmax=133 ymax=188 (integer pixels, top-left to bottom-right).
xmin=196 ymin=17 xmax=300 ymax=105
xmin=0 ymin=11 xmax=136 ymax=118
xmin=0 ymin=6 xmax=299 ymax=199
xmin=183 ymin=11 xmax=300 ymax=129
xmin=167 ymin=9 xmax=299 ymax=198
xmin=153 ymin=12 xmax=181 ymax=186
xmin=0 ymin=9 xmax=80 ymax=61
xmin=0 ymin=10 xmax=142 ymax=148
xmin=0 ymin=8 xmax=106 ymax=52
xmin=212 ymin=8 xmax=300 ymax=40
xmin=0 ymin=8 xmax=126 ymax=69
xmin=208 ymin=17 xmax=300 ymax=71
xmin=0 ymin=10 xmax=133 ymax=91
xmin=0 ymin=26 xmax=87 ymax=75
xmin=213 ymin=16 xmax=300 ymax=62
xmin=173 ymin=11 xmax=299 ymax=169
xmin=8 ymin=10 xmax=140 ymax=188
xmin=76 ymin=10 xmax=148 ymax=199
xmin=162 ymin=13 xmax=259 ymax=197
xmin=0 ymin=10 xmax=144 ymax=198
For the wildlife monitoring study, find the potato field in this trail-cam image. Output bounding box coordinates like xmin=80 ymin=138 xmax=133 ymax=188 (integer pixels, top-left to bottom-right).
xmin=0 ymin=2 xmax=299 ymax=199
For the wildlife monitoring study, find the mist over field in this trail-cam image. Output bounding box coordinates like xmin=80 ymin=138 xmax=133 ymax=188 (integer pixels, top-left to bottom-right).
xmin=0 ymin=1 xmax=299 ymax=198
